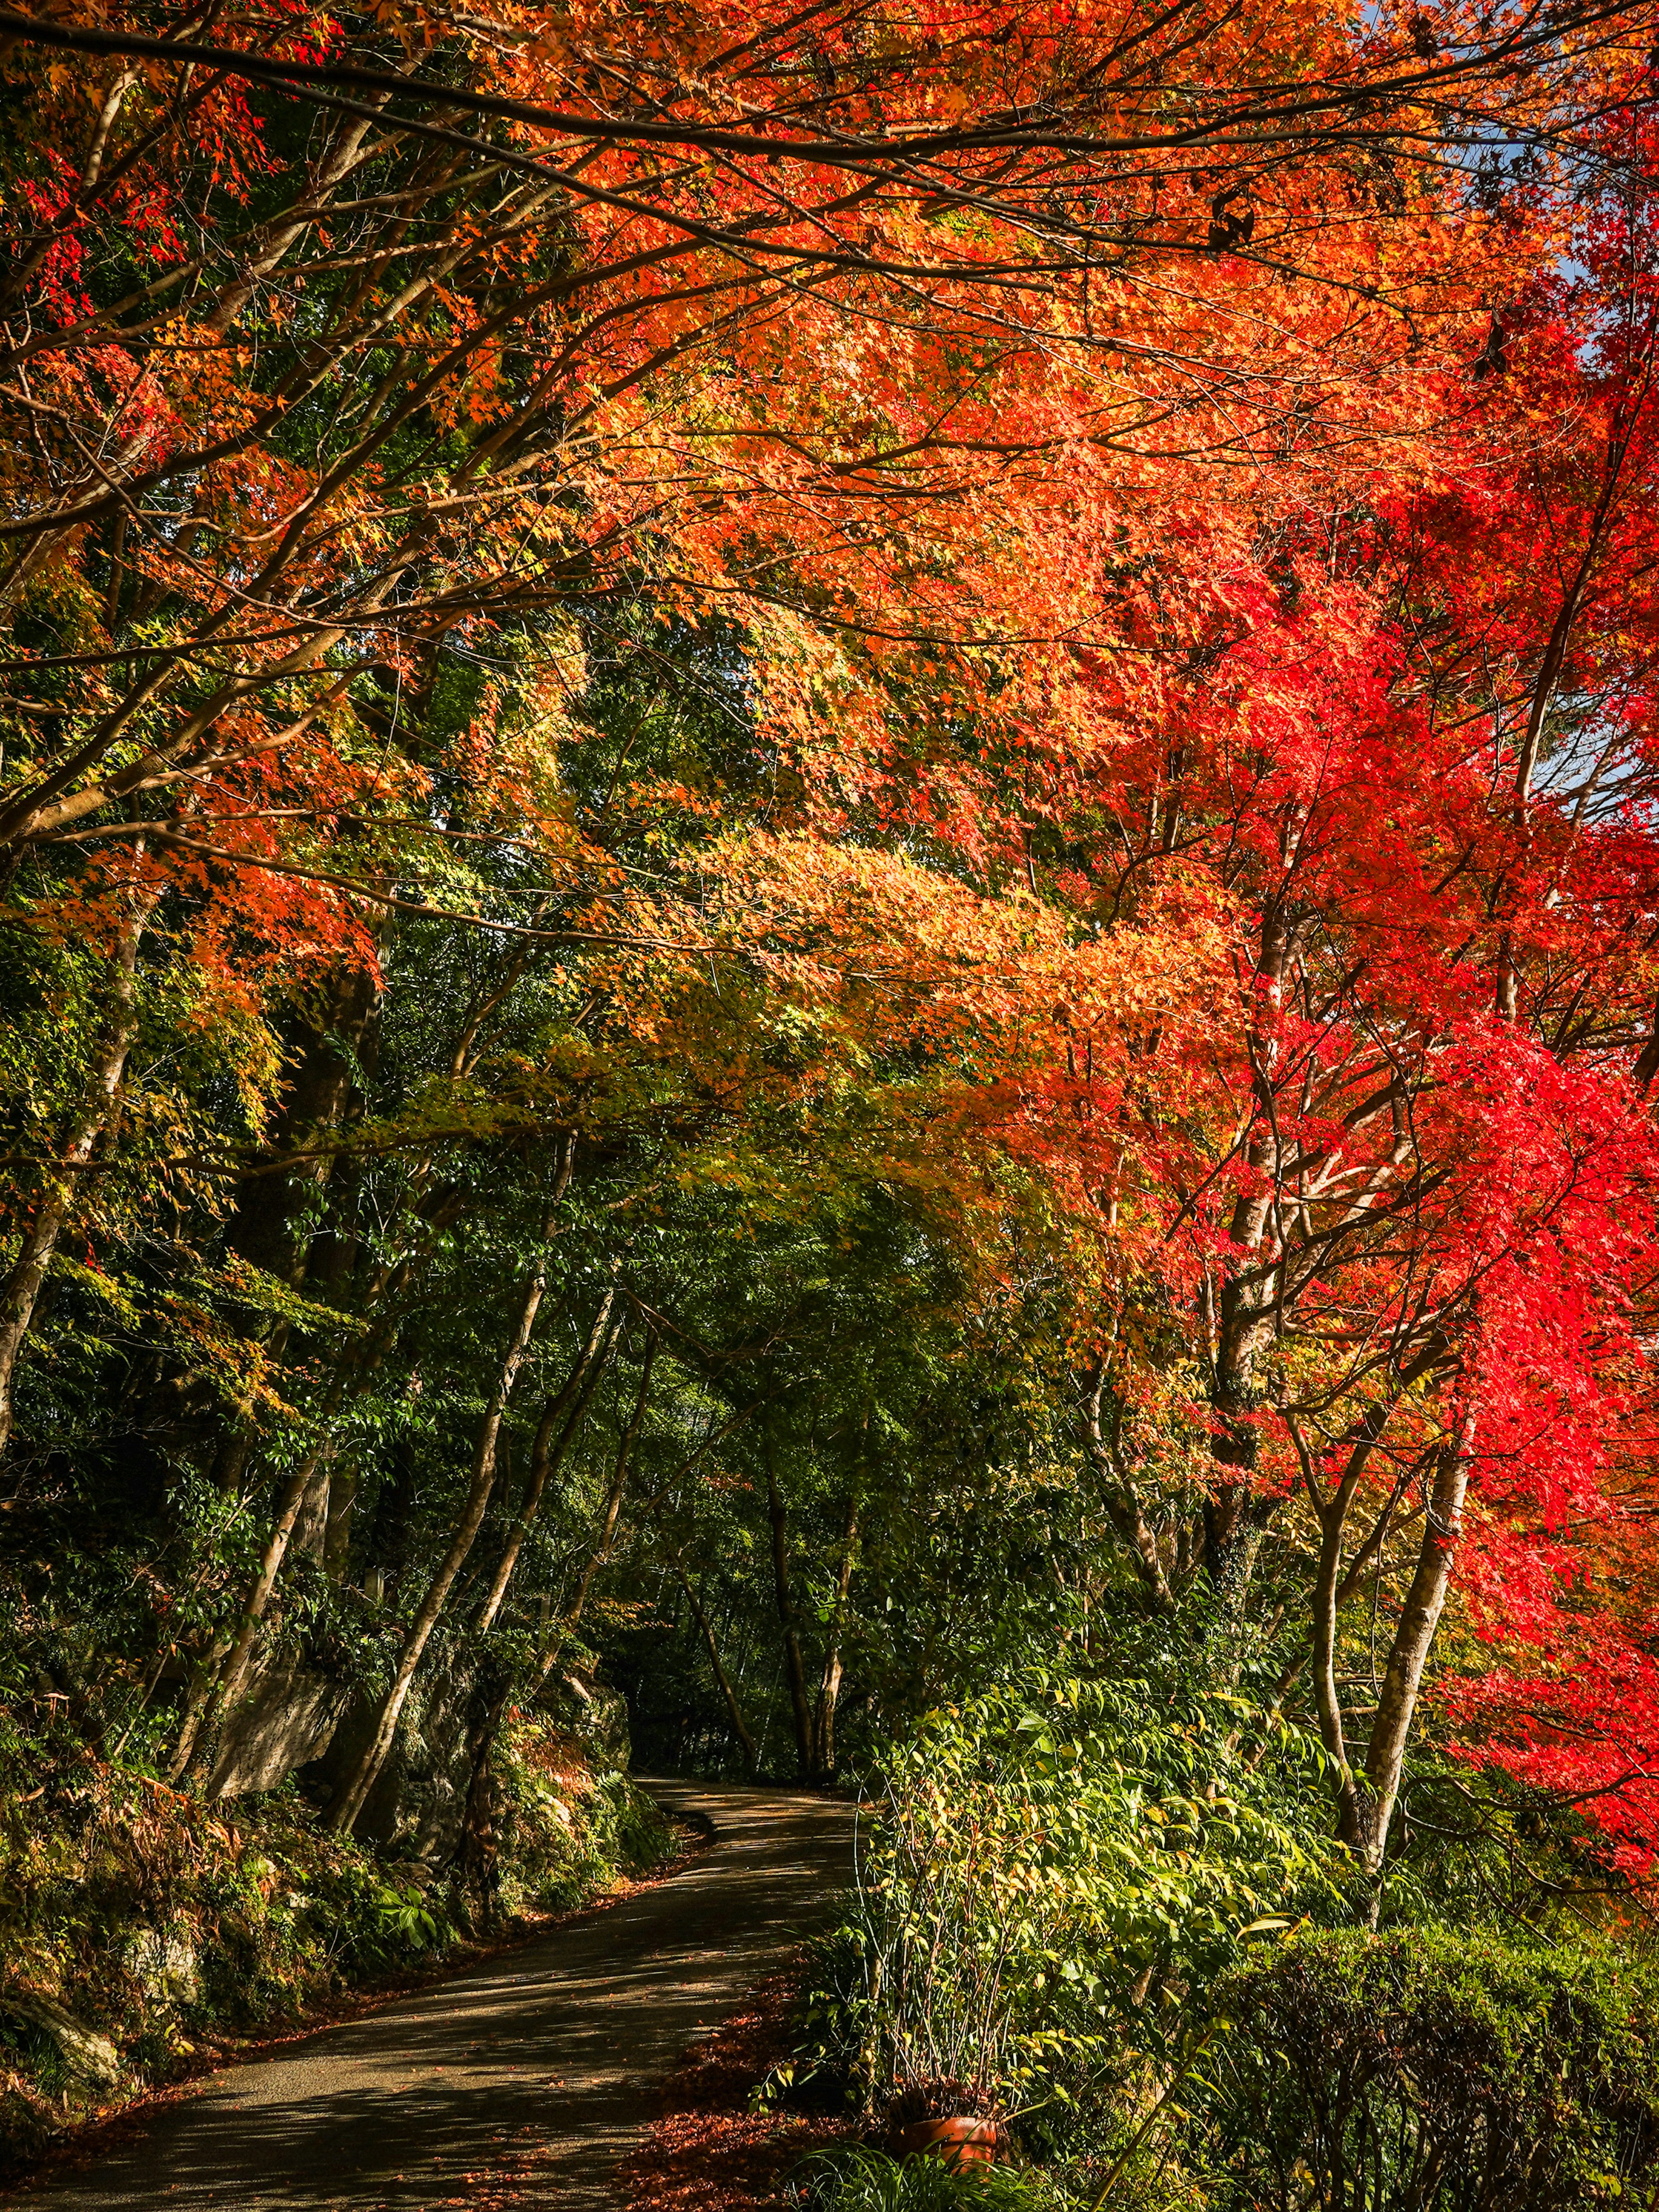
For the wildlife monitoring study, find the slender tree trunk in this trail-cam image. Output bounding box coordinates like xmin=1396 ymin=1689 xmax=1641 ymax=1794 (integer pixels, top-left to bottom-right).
xmin=563 ymin=1328 xmax=658 ymax=1635
xmin=1343 ymin=1395 xmax=1478 ymax=1911
xmin=188 ymin=1142 xmax=566 ymax=1791
xmin=175 ymin=1278 xmax=414 ymax=1782
xmin=454 ymin=1658 xmax=513 ymax=1924
xmin=289 ymin=1462 xmax=334 ymax=1561
xmin=477 ymin=1288 xmax=618 ymax=1633
xmin=532 ymin=1393 xmax=757 ymax=1691
xmin=812 ymin=1493 xmax=859 ymax=1780
xmin=1298 ymin=1343 xmax=1452 ymax=1888
xmin=1081 ymin=1365 xmax=1175 ymax=1611
xmin=674 ymin=1560 xmax=758 ymax=1775
xmin=0 ymin=864 xmax=157 ymax=1456
xmin=166 ymin=958 xmax=388 ymax=1725
xmin=176 ymin=1348 xmax=362 ymax=1785
xmin=1308 ymin=1465 xmax=1362 ymax=1843
xmin=324 ymin=1469 xmax=357 ymax=1578
xmin=327 ymin=1242 xmax=555 ymax=1834
xmin=1205 ymin=1262 xmax=1282 ymax=1608
xmin=1203 ymin=906 xmax=1293 ymax=1605
xmin=1301 ymin=1350 xmax=1474 ymax=1920
xmin=765 ymin=1441 xmax=816 ymax=1780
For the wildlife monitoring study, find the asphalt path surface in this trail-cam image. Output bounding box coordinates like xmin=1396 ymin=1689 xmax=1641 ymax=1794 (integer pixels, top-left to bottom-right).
xmin=10 ymin=1781 xmax=855 ymax=2212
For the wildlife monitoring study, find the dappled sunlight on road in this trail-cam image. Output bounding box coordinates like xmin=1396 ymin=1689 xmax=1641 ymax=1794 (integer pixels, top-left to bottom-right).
xmin=9 ymin=1785 xmax=852 ymax=2212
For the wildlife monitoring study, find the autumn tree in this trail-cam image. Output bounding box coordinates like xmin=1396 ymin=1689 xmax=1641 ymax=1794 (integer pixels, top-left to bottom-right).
xmin=3 ymin=0 xmax=1659 ymax=1901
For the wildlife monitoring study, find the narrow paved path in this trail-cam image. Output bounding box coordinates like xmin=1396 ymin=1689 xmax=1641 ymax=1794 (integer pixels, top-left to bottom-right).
xmin=10 ymin=1783 xmax=854 ymax=2212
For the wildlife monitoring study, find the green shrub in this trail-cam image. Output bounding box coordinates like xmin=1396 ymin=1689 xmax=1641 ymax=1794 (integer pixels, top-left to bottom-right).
xmin=493 ymin=1718 xmax=675 ymax=1912
xmin=810 ymin=1666 xmax=1335 ymax=2129
xmin=1194 ymin=1927 xmax=1659 ymax=2211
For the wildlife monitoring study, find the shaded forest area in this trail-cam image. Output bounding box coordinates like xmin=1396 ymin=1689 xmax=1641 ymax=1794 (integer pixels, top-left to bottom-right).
xmin=7 ymin=0 xmax=1659 ymax=2200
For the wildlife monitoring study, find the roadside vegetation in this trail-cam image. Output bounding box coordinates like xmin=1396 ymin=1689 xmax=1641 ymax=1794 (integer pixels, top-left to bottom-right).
xmin=0 ymin=1701 xmax=672 ymax=2171
xmin=793 ymin=1656 xmax=1659 ymax=2207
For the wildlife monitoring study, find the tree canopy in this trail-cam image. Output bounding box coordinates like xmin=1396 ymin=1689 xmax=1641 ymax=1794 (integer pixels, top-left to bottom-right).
xmin=5 ymin=0 xmax=1659 ymax=2023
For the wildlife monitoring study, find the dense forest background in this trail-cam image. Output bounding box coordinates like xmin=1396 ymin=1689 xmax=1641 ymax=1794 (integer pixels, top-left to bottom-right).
xmin=6 ymin=0 xmax=1659 ymax=2200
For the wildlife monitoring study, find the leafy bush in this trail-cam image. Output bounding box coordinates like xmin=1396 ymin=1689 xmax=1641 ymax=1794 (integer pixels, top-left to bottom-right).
xmin=1193 ymin=1927 xmax=1659 ymax=2211
xmin=811 ymin=1665 xmax=1336 ymax=2128
xmin=494 ymin=1716 xmax=676 ymax=1912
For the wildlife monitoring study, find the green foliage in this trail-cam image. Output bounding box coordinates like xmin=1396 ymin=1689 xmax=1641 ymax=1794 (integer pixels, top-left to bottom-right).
xmin=788 ymin=2144 xmax=1068 ymax=2212
xmin=1185 ymin=1926 xmax=1659 ymax=2212
xmin=802 ymin=1692 xmax=1659 ymax=2209
xmin=0 ymin=1757 xmax=452 ymax=2114
xmin=495 ymin=1719 xmax=675 ymax=1912
xmin=810 ymin=1659 xmax=1337 ymax=2130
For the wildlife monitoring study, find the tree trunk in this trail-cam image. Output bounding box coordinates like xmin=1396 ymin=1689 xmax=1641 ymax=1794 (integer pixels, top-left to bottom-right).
xmin=454 ymin=1660 xmax=513 ymax=1927
xmin=1205 ymin=1269 xmax=1282 ymax=1609
xmin=1342 ymin=1395 xmax=1478 ymax=1912
xmin=1081 ymin=1365 xmax=1175 ymax=1611
xmin=477 ymin=1288 xmax=619 ymax=1633
xmin=1298 ymin=1344 xmax=1456 ymax=1900
xmin=323 ymin=1467 xmax=357 ymax=1578
xmin=0 ymin=865 xmax=158 ymax=1456
xmin=177 ymin=1339 xmax=366 ymax=1786
xmin=1202 ymin=905 xmax=1293 ymax=1606
xmin=327 ymin=1243 xmax=554 ymax=1834
xmin=169 ymin=958 xmax=382 ymax=1567
xmin=765 ymin=1441 xmax=816 ymax=1781
xmin=176 ymin=1283 xmax=413 ymax=1783
xmin=812 ymin=1492 xmax=859 ymax=1780
xmin=562 ymin=1327 xmax=658 ymax=1635
xmin=674 ymin=1561 xmax=758 ymax=1775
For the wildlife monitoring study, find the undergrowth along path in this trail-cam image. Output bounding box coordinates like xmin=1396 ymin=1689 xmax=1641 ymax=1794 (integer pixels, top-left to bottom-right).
xmin=7 ymin=1783 xmax=855 ymax=2212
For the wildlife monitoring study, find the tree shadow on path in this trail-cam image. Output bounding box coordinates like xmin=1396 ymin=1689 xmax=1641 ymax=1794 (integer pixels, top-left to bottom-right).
xmin=6 ymin=1783 xmax=854 ymax=2212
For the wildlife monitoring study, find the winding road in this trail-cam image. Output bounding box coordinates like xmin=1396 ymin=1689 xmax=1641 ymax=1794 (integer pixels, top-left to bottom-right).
xmin=9 ymin=1782 xmax=855 ymax=2212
